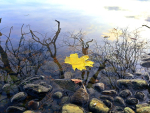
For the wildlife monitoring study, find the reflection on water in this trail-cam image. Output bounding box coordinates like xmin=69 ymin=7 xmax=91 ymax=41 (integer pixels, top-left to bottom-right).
xmin=0 ymin=19 xmax=149 ymax=112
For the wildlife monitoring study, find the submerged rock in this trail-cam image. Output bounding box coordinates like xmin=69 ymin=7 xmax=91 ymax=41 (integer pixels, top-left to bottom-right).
xmin=11 ymin=92 xmax=27 ymax=103
xmin=126 ymin=98 xmax=139 ymax=105
xmin=27 ymin=100 xmax=39 ymax=110
xmin=119 ymin=89 xmax=132 ymax=98
xmin=117 ymin=79 xmax=148 ymax=90
xmin=53 ymin=79 xmax=81 ymax=92
xmin=71 ymin=86 xmax=89 ymax=105
xmin=124 ymin=107 xmax=135 ymax=113
xmin=62 ymin=104 xmax=84 ymax=113
xmin=101 ymin=90 xmax=117 ymax=96
xmin=89 ymin=98 xmax=109 ymax=113
xmin=136 ymin=103 xmax=150 ymax=113
xmin=114 ymin=96 xmax=126 ymax=107
xmin=6 ymin=106 xmax=25 ymax=113
xmin=123 ymin=73 xmax=134 ymax=79
xmin=23 ymin=84 xmax=51 ymax=99
xmin=53 ymin=91 xmax=63 ymax=99
xmin=94 ymin=82 xmax=105 ymax=92
xmin=141 ymin=61 xmax=150 ymax=68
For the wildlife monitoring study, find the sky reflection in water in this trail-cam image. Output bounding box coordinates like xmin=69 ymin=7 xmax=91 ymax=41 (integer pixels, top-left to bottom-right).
xmin=0 ymin=0 xmax=150 ymax=66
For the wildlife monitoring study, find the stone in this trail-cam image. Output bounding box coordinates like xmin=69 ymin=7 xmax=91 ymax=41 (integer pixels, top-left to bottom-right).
xmin=117 ymin=79 xmax=148 ymax=90
xmin=11 ymin=92 xmax=27 ymax=103
xmin=53 ymin=79 xmax=80 ymax=92
xmin=141 ymin=61 xmax=150 ymax=68
xmin=19 ymin=75 xmax=45 ymax=91
xmin=124 ymin=73 xmax=134 ymax=79
xmin=99 ymin=95 xmax=114 ymax=102
xmin=126 ymin=98 xmax=139 ymax=105
xmin=2 ymin=84 xmax=11 ymax=90
xmin=113 ymin=106 xmax=124 ymax=112
xmin=119 ymin=89 xmax=132 ymax=98
xmin=124 ymin=107 xmax=135 ymax=113
xmin=23 ymin=84 xmax=51 ymax=99
xmin=89 ymin=98 xmax=109 ymax=113
xmin=71 ymin=86 xmax=89 ymax=105
xmin=94 ymin=82 xmax=105 ymax=92
xmin=62 ymin=104 xmax=84 ymax=113
xmin=134 ymin=72 xmax=142 ymax=76
xmin=51 ymin=104 xmax=61 ymax=111
xmin=143 ymin=72 xmax=150 ymax=80
xmin=136 ymin=103 xmax=150 ymax=113
xmin=114 ymin=96 xmax=126 ymax=107
xmin=141 ymin=56 xmax=150 ymax=61
xmin=60 ymin=96 xmax=69 ymax=105
xmin=23 ymin=110 xmax=41 ymax=113
xmin=134 ymin=91 xmax=146 ymax=101
xmin=53 ymin=91 xmax=63 ymax=99
xmin=101 ymin=90 xmax=117 ymax=96
xmin=27 ymin=100 xmax=39 ymax=110
xmin=102 ymin=99 xmax=112 ymax=108
xmin=2 ymin=84 xmax=16 ymax=95
xmin=6 ymin=106 xmax=25 ymax=113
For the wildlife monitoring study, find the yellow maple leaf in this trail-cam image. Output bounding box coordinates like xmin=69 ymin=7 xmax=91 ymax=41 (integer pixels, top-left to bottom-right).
xmin=64 ymin=53 xmax=94 ymax=71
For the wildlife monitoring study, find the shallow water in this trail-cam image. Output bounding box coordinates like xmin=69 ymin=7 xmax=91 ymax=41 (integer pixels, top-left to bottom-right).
xmin=1 ymin=1 xmax=150 ymax=112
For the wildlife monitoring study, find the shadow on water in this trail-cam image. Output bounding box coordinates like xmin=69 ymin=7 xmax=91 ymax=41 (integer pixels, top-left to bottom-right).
xmin=0 ymin=19 xmax=149 ymax=112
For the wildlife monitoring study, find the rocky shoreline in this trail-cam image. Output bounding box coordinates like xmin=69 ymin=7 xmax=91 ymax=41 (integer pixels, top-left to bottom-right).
xmin=0 ymin=72 xmax=150 ymax=113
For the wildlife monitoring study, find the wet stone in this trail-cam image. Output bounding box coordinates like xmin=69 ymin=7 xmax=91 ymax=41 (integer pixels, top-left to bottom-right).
xmin=117 ymin=79 xmax=148 ymax=90
xmin=71 ymin=86 xmax=89 ymax=105
xmin=134 ymin=91 xmax=146 ymax=101
xmin=23 ymin=83 xmax=51 ymax=99
xmin=19 ymin=75 xmax=45 ymax=91
xmin=51 ymin=104 xmax=61 ymax=111
xmin=27 ymin=100 xmax=39 ymax=110
xmin=53 ymin=79 xmax=81 ymax=92
xmin=136 ymin=103 xmax=150 ymax=113
xmin=39 ymin=82 xmax=47 ymax=86
xmin=126 ymin=97 xmax=139 ymax=105
xmin=99 ymin=95 xmax=114 ymax=102
xmin=143 ymin=72 xmax=150 ymax=80
xmin=124 ymin=107 xmax=135 ymax=113
xmin=60 ymin=96 xmax=69 ymax=105
xmin=6 ymin=106 xmax=25 ymax=113
xmin=134 ymin=72 xmax=142 ymax=76
xmin=89 ymin=98 xmax=109 ymax=113
xmin=124 ymin=73 xmax=134 ymax=79
xmin=113 ymin=106 xmax=124 ymax=113
xmin=62 ymin=103 xmax=84 ymax=113
xmin=11 ymin=92 xmax=27 ymax=103
xmin=141 ymin=56 xmax=150 ymax=61
xmin=141 ymin=61 xmax=150 ymax=68
xmin=119 ymin=89 xmax=132 ymax=98
xmin=23 ymin=110 xmax=41 ymax=113
xmin=53 ymin=91 xmax=63 ymax=99
xmin=2 ymin=84 xmax=11 ymax=90
xmin=101 ymin=90 xmax=117 ymax=96
xmin=114 ymin=96 xmax=126 ymax=107
xmin=102 ymin=99 xmax=112 ymax=108
xmin=94 ymin=82 xmax=105 ymax=92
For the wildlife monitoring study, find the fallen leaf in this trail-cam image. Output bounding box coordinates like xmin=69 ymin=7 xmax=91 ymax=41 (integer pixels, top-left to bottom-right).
xmin=71 ymin=79 xmax=82 ymax=84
